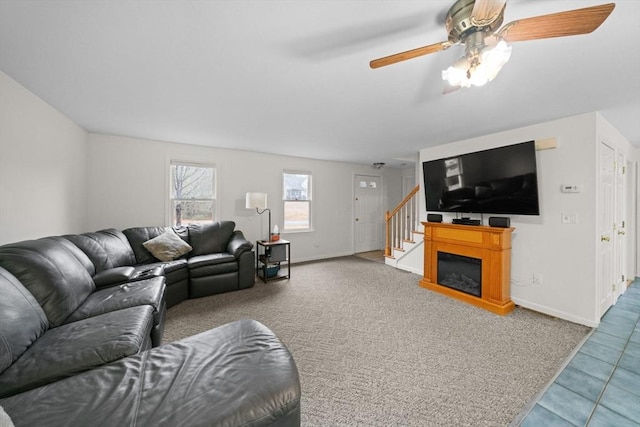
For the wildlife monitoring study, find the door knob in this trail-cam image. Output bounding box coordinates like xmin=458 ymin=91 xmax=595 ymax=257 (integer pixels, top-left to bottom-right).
xmin=601 ymin=235 xmax=610 ymax=242
xmin=618 ymin=231 xmax=626 ymax=236
xmin=355 ymin=218 xmax=359 ymax=221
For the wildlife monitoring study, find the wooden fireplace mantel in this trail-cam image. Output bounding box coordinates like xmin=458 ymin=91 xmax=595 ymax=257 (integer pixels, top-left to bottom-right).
xmin=419 ymin=222 xmax=515 ymax=315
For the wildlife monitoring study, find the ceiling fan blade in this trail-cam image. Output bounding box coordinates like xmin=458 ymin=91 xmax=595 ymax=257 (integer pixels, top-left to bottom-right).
xmin=498 ymin=3 xmax=615 ymax=43
xmin=369 ymin=41 xmax=451 ymax=69
xmin=471 ymin=0 xmax=507 ymax=27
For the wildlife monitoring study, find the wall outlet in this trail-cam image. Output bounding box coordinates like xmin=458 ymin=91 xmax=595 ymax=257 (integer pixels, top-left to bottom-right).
xmin=561 ymin=213 xmax=577 ymax=224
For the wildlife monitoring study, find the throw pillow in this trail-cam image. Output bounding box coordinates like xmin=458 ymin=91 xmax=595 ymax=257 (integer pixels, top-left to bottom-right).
xmin=143 ymin=230 xmax=192 ymax=262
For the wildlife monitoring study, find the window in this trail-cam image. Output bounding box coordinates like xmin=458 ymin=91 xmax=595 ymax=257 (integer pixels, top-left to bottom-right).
xmin=283 ymin=171 xmax=311 ymax=231
xmin=170 ymin=161 xmax=216 ymax=226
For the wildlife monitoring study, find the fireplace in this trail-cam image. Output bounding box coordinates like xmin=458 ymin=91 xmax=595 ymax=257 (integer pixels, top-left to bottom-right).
xmin=420 ymin=222 xmax=515 ymax=315
xmin=437 ymin=252 xmax=482 ymax=297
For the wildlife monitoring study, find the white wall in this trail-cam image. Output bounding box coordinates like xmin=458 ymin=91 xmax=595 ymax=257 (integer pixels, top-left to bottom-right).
xmin=0 ymin=71 xmax=88 ymax=244
xmin=419 ymin=113 xmax=638 ymax=326
xmin=88 ymin=133 xmax=403 ymax=262
xmin=0 ymin=69 xmax=406 ymax=260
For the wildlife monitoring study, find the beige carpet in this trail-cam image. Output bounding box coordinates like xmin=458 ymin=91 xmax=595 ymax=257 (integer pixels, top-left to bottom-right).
xmin=164 ymin=256 xmax=590 ymax=426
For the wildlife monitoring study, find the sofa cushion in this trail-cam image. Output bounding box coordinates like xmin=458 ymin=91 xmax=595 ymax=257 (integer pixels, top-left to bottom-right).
xmin=123 ymin=226 xmax=189 ymax=264
xmin=0 ymin=320 xmax=301 ymax=427
xmin=143 ymin=230 xmax=193 ymax=262
xmin=0 ymin=306 xmax=153 ymax=398
xmin=188 ymin=252 xmax=236 ymax=269
xmin=0 ymin=267 xmax=48 ymax=375
xmin=64 ymin=276 xmax=165 ymax=327
xmin=188 ymin=221 xmax=236 ymax=256
xmin=188 ymin=257 xmax=239 ymax=278
xmin=188 ymin=253 xmax=238 ymax=277
xmin=0 ymin=238 xmax=95 ymax=327
xmin=65 ymin=229 xmax=136 ymax=272
xmin=44 ymin=236 xmax=97 ymax=276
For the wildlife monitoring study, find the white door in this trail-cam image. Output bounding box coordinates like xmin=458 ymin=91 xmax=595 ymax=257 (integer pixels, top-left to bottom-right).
xmin=598 ymin=141 xmax=615 ymax=316
xmin=626 ymin=160 xmax=638 ymax=281
xmin=354 ymin=174 xmax=383 ymax=253
xmin=614 ymin=152 xmax=627 ymax=300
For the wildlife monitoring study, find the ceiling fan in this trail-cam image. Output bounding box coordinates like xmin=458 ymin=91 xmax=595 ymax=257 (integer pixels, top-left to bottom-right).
xmin=369 ymin=0 xmax=615 ymax=91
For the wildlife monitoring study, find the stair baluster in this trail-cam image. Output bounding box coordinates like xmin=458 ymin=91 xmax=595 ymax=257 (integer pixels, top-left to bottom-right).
xmin=385 ymin=185 xmax=420 ymax=259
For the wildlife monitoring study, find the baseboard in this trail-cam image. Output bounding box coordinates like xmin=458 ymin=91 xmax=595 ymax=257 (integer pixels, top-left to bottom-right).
xmin=291 ymin=251 xmax=355 ymax=264
xmin=511 ymin=297 xmax=599 ymax=327
xmin=395 ymin=264 xmax=423 ymax=276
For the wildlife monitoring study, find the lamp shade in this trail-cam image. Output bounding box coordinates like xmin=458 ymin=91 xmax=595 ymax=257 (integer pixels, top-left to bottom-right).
xmin=246 ymin=192 xmax=267 ymax=210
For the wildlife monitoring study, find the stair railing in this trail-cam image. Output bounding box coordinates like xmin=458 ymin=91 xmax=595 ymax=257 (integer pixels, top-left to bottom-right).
xmin=385 ymin=185 xmax=420 ymax=258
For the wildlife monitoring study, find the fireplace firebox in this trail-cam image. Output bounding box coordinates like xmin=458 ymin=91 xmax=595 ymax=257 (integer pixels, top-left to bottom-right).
xmin=437 ymin=252 xmax=482 ymax=297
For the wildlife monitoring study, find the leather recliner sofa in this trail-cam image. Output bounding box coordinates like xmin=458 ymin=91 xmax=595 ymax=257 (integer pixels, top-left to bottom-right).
xmin=0 ymin=266 xmax=301 ymax=425
xmin=0 ymin=221 xmax=301 ymax=426
xmin=66 ymin=221 xmax=256 ymax=307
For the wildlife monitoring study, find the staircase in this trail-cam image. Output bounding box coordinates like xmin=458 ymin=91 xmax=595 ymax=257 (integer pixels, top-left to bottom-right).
xmin=384 ymin=186 xmax=424 ymax=275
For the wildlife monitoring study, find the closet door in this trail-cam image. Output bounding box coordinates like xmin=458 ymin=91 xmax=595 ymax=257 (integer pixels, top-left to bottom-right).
xmin=598 ymin=140 xmax=615 ymax=316
xmin=614 ymin=151 xmax=627 ymax=301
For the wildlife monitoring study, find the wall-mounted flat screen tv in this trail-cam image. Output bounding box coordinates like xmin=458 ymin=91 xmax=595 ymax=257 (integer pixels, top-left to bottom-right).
xmin=422 ymin=140 xmax=540 ymax=215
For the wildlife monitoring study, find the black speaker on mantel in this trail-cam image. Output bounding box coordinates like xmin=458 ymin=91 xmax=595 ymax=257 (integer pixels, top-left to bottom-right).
xmin=427 ymin=213 xmax=443 ymax=223
xmin=489 ymin=217 xmax=511 ymax=228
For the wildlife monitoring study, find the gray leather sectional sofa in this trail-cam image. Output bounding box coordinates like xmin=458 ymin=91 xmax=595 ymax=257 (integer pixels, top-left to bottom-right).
xmin=67 ymin=221 xmax=256 ymax=307
xmin=0 ymin=221 xmax=301 ymax=426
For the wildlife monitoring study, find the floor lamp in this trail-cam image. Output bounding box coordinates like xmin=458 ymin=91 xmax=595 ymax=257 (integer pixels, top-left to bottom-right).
xmin=246 ymin=192 xmax=270 ymax=242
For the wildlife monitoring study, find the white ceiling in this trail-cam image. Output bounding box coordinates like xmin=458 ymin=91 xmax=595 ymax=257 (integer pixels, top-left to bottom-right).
xmin=1 ymin=0 xmax=638 ymax=168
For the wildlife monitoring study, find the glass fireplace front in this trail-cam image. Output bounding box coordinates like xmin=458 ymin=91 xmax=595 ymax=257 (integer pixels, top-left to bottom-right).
xmin=437 ymin=252 xmax=482 ymax=297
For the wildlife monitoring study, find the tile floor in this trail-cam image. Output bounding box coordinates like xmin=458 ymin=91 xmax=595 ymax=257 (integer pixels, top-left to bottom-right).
xmin=512 ymin=278 xmax=640 ymax=426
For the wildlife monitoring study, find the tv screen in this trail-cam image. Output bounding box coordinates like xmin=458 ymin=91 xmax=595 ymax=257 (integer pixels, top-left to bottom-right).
xmin=422 ymin=141 xmax=540 ymax=215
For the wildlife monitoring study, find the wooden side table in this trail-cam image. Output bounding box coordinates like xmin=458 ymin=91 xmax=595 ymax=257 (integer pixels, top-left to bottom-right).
xmin=256 ymin=239 xmax=290 ymax=283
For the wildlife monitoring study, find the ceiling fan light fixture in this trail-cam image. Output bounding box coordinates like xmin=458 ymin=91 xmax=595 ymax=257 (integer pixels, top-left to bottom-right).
xmin=441 ymin=39 xmax=511 ymax=88
xmin=480 ymin=39 xmax=512 ymax=79
xmin=442 ymin=56 xmax=472 ymax=87
xmin=468 ymin=65 xmax=490 ymax=86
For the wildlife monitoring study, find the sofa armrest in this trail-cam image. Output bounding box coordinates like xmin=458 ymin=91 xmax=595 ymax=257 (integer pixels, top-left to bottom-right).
xmin=93 ymin=266 xmax=135 ymax=288
xmin=226 ymin=231 xmax=253 ymax=258
xmin=130 ymin=266 xmax=163 ymax=282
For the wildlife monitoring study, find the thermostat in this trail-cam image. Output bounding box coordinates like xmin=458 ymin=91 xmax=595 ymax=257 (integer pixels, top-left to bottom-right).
xmin=561 ymin=184 xmax=581 ymax=193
